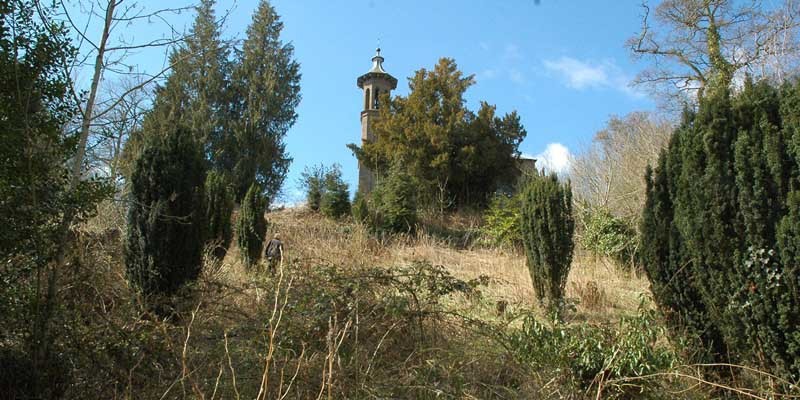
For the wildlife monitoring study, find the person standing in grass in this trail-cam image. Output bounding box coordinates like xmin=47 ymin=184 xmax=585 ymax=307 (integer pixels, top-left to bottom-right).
xmin=265 ymin=234 xmax=284 ymax=274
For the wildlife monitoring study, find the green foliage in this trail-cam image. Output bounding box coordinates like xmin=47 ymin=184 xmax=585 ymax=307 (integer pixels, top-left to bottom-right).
xmin=144 ymin=0 xmax=299 ymax=202
xmin=520 ymin=173 xmax=575 ymax=310
xmin=125 ymin=126 xmax=206 ymax=299
xmin=640 ymin=79 xmax=800 ymax=380
xmin=369 ymin=163 xmax=418 ymax=233
xmin=351 ymin=58 xmax=526 ymax=209
xmin=228 ymin=0 xmax=300 ymax=200
xmin=0 ymin=2 xmax=108 ymax=396
xmin=204 ymin=170 xmax=234 ymax=259
xmin=299 ymin=164 xmax=325 ymax=211
xmin=320 ymin=164 xmax=351 ymax=219
xmin=352 ymin=190 xmax=369 ymax=224
xmin=236 ymin=183 xmax=268 ymax=267
xmin=481 ymin=192 xmax=522 ymax=248
xmin=508 ymin=307 xmax=678 ymax=397
xmin=580 ymin=208 xmax=637 ymax=267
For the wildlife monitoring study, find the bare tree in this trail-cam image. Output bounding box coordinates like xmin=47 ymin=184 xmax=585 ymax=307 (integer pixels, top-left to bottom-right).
xmin=571 ymin=112 xmax=674 ymax=224
xmin=88 ymin=76 xmax=151 ymax=187
xmin=629 ymin=0 xmax=800 ymax=102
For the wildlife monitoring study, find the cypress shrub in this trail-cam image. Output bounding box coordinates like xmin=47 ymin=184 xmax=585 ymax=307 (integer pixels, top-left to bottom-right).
xmin=371 ymin=164 xmax=417 ymax=234
xmin=300 ymin=164 xmax=325 ymax=211
xmin=204 ymin=170 xmax=234 ymax=260
xmin=236 ymin=183 xmax=267 ymax=268
xmin=481 ymin=192 xmax=523 ymax=248
xmin=320 ymin=164 xmax=351 ymax=219
xmin=640 ymin=79 xmax=800 ymax=380
xmin=520 ymin=172 xmax=575 ymax=311
xmin=125 ymin=126 xmax=206 ymax=298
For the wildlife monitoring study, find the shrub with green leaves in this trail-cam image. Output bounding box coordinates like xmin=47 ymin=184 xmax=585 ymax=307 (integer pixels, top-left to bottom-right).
xmin=125 ymin=126 xmax=206 ymax=298
xmin=580 ymin=208 xmax=636 ymax=268
xmin=320 ymin=164 xmax=351 ymax=219
xmin=641 ymin=79 xmax=800 ymax=380
xmin=299 ymin=164 xmax=326 ymax=211
xmin=204 ymin=170 xmax=234 ymax=260
xmin=370 ymin=164 xmax=418 ymax=234
xmin=236 ymin=183 xmax=267 ymax=268
xmin=508 ymin=307 xmax=678 ymax=396
xmin=520 ymin=172 xmax=575 ymax=310
xmin=481 ymin=192 xmax=522 ymax=248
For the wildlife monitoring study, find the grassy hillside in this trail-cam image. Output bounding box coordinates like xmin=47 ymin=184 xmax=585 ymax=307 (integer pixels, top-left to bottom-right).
xmin=19 ymin=203 xmax=789 ymax=399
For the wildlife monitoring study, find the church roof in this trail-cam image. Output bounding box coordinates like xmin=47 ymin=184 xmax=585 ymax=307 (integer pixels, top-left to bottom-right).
xmin=357 ymin=48 xmax=398 ymax=89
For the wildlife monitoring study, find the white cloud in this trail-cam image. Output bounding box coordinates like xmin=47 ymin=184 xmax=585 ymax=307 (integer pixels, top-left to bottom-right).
xmin=533 ymin=143 xmax=572 ymax=175
xmin=542 ymin=56 xmax=644 ymax=98
xmin=543 ymin=57 xmax=608 ymax=89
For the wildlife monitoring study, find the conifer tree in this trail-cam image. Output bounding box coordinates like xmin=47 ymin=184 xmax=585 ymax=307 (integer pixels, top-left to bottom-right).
xmin=520 ymin=173 xmax=575 ymax=311
xmin=371 ymin=163 xmax=418 ymax=233
xmin=236 ymin=183 xmax=268 ymax=268
xmin=230 ymin=0 xmax=301 ymax=201
xmin=351 ymin=58 xmax=526 ymax=209
xmin=145 ymin=0 xmax=229 ymax=157
xmin=125 ymin=126 xmax=206 ymax=299
xmin=320 ymin=164 xmax=351 ymax=219
xmin=204 ymin=170 xmax=234 ymax=259
xmin=641 ymin=78 xmax=800 ymax=379
xmin=300 ymin=164 xmax=326 ymax=211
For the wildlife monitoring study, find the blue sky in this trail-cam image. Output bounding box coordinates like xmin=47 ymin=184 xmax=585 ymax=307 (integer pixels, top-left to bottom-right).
xmin=80 ymin=0 xmax=658 ymax=203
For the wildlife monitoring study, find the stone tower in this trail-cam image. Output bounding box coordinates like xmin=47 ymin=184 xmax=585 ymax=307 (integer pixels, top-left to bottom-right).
xmin=357 ymin=48 xmax=397 ymax=194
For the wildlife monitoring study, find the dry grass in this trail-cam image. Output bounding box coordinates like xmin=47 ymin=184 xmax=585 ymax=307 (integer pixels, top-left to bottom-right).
xmin=266 ymin=207 xmax=652 ymax=323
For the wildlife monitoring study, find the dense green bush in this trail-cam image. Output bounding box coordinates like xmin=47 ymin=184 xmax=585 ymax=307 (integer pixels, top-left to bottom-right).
xmin=125 ymin=126 xmax=206 ymax=298
xmin=481 ymin=192 xmax=523 ymax=248
xmin=641 ymin=79 xmax=800 ymax=380
xmin=508 ymin=307 xmax=678 ymax=397
xmin=204 ymin=170 xmax=234 ymax=259
xmin=236 ymin=183 xmax=268 ymax=268
xmin=370 ymin=164 xmax=418 ymax=234
xmin=520 ymin=173 xmax=575 ymax=310
xmin=320 ymin=164 xmax=351 ymax=219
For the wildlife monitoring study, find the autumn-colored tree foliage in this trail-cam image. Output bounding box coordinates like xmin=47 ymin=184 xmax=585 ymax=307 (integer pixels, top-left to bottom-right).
xmin=351 ymin=58 xmax=526 ymax=209
xmin=641 ymin=78 xmax=800 ymax=380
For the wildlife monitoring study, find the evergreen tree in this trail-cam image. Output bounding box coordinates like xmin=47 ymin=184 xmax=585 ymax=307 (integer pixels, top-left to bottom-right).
xmin=0 ymin=2 xmax=105 ymax=396
xmin=320 ymin=164 xmax=351 ymax=219
xmin=300 ymin=164 xmax=326 ymax=211
xmin=230 ymin=0 xmax=301 ymax=201
xmin=144 ymin=0 xmax=229 ymax=157
xmin=351 ymin=58 xmax=526 ymax=209
xmin=640 ymin=78 xmax=800 ymax=380
xmin=520 ymin=172 xmax=575 ymax=311
xmin=370 ymin=163 xmax=418 ymax=233
xmin=125 ymin=126 xmax=206 ymax=299
xmin=204 ymin=170 xmax=234 ymax=259
xmin=236 ymin=183 xmax=268 ymax=268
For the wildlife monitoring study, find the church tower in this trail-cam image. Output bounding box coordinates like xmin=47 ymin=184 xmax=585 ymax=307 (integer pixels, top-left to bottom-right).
xmin=357 ymin=48 xmax=397 ymax=194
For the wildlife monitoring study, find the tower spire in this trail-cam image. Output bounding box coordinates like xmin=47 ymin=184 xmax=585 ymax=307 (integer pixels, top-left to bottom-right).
xmin=356 ymin=48 xmax=398 ymax=194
